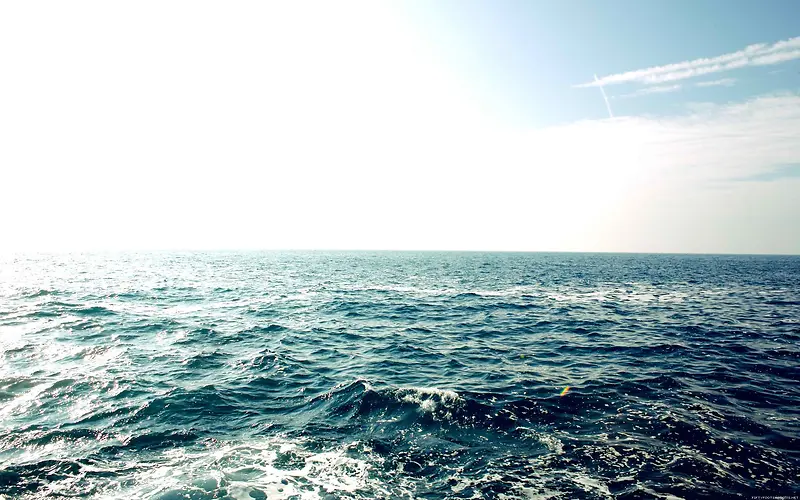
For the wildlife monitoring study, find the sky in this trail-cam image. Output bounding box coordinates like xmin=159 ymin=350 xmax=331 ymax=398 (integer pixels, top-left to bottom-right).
xmin=1 ymin=1 xmax=799 ymax=254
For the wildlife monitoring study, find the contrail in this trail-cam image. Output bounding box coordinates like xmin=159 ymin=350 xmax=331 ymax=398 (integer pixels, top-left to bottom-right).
xmin=594 ymin=74 xmax=614 ymax=118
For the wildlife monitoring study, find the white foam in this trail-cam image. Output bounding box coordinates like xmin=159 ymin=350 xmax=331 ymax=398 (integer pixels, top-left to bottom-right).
xmin=0 ymin=382 xmax=50 ymax=421
xmin=87 ymin=436 xmax=395 ymax=500
xmin=569 ymin=473 xmax=611 ymax=497
xmin=396 ymin=386 xmax=462 ymax=415
xmin=545 ymin=283 xmax=694 ymax=305
xmin=347 ymin=284 xmax=540 ymax=298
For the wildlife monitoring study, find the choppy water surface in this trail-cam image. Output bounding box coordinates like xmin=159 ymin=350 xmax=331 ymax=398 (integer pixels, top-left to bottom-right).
xmin=1 ymin=252 xmax=799 ymax=499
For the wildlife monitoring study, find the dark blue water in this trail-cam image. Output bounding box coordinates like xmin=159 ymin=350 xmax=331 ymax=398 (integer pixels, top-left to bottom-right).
xmin=1 ymin=252 xmax=799 ymax=499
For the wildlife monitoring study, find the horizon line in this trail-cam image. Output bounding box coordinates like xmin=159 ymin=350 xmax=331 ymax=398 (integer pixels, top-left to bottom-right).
xmin=2 ymin=248 xmax=799 ymax=257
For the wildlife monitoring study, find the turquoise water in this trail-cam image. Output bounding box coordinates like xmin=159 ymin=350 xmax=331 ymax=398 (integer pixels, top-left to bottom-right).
xmin=1 ymin=252 xmax=798 ymax=498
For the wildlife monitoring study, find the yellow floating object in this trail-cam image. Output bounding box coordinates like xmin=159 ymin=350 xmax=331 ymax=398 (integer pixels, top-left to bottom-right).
xmin=560 ymin=386 xmax=570 ymax=397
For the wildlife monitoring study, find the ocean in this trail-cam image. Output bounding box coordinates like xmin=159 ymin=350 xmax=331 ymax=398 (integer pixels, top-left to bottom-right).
xmin=0 ymin=251 xmax=798 ymax=499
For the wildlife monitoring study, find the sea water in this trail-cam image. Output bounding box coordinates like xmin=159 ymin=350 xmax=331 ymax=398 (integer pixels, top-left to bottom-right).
xmin=1 ymin=251 xmax=798 ymax=499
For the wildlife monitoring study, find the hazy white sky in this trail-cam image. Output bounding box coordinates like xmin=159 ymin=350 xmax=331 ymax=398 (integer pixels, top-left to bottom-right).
xmin=1 ymin=1 xmax=799 ymax=253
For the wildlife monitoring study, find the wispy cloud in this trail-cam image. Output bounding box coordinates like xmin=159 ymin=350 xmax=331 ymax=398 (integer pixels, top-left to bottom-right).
xmin=507 ymin=92 xmax=800 ymax=189
xmin=616 ymin=92 xmax=800 ymax=187
xmin=736 ymin=164 xmax=800 ymax=182
xmin=621 ymin=84 xmax=682 ymax=98
xmin=695 ymin=78 xmax=736 ymax=88
xmin=470 ymin=92 xmax=800 ymax=253
xmin=753 ymin=49 xmax=800 ymax=65
xmin=576 ymin=36 xmax=800 ymax=87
